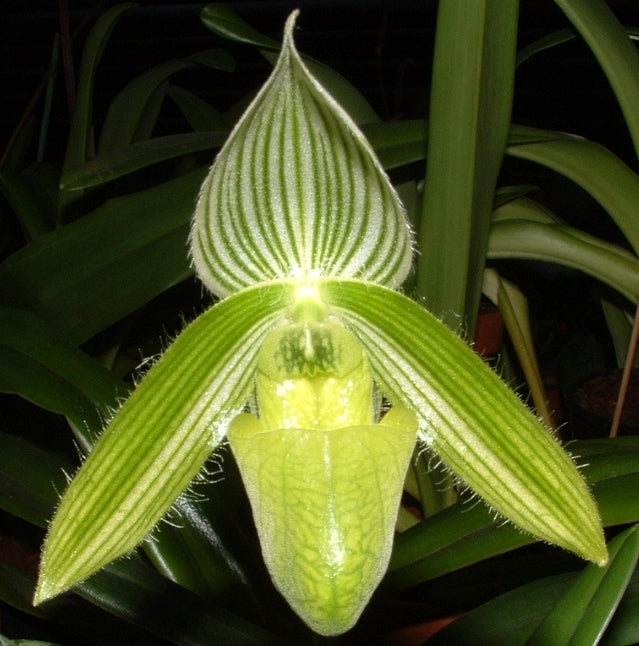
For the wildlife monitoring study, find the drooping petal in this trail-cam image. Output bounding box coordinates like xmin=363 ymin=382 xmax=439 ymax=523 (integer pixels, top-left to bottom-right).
xmin=228 ymin=315 xmax=418 ymax=635
xmin=191 ymin=10 xmax=413 ymax=298
xmin=321 ymin=277 xmax=608 ymax=566
xmin=34 ymin=280 xmax=295 ymax=604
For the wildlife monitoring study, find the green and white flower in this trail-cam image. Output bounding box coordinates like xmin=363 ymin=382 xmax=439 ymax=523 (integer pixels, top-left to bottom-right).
xmin=35 ymin=10 xmax=607 ymax=637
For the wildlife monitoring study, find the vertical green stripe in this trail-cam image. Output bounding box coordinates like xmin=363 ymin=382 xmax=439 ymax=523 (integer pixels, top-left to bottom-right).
xmin=191 ymin=11 xmax=412 ymax=299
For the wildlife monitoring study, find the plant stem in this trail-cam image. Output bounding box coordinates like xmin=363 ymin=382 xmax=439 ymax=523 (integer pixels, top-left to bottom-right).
xmin=610 ymin=300 xmax=639 ymax=437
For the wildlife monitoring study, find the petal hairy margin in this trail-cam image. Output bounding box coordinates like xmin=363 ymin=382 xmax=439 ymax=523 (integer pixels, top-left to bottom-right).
xmin=191 ymin=11 xmax=413 ymax=297
xmin=35 ymin=281 xmax=295 ymax=604
xmin=321 ymin=278 xmax=608 ymax=566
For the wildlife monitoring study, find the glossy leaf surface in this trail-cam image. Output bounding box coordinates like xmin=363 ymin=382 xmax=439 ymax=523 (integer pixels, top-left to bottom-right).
xmin=417 ymin=0 xmax=517 ymax=329
xmin=385 ymin=437 xmax=639 ymax=591
xmin=526 ymin=525 xmax=639 ymax=646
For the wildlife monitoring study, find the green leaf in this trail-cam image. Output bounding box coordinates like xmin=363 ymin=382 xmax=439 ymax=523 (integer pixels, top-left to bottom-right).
xmin=0 ymin=170 xmax=51 ymax=239
xmin=425 ymin=557 xmax=639 ymax=646
xmin=73 ymin=557 xmax=286 ymax=646
xmin=334 ymin=119 xmax=639 ymax=277
xmin=62 ymin=3 xmax=138 ymax=183
xmin=61 ymin=132 xmax=227 ymax=190
xmin=517 ymin=25 xmax=639 ymax=69
xmin=0 ymin=432 xmax=71 ymax=527
xmin=166 ymin=84 xmax=227 ymax=132
xmin=0 ymin=167 xmax=205 ymax=344
xmin=192 ymin=11 xmax=409 ymax=298
xmin=506 ymin=129 xmax=639 ymax=256
xmin=0 ymin=559 xmax=163 ymax=646
xmin=556 ymin=0 xmax=639 ymax=159
xmin=517 ymin=28 xmax=578 ymax=67
xmin=361 ymin=120 xmax=428 ymax=170
xmin=384 ymin=438 xmax=639 ymax=592
xmin=144 ymin=492 xmax=265 ymax=611
xmin=34 ymin=280 xmax=294 ymax=603
xmin=97 ymin=49 xmax=234 ymax=154
xmin=601 ymin=299 xmax=636 ymax=369
xmin=426 ymin=572 xmax=579 ymax=646
xmin=417 ymin=0 xmax=518 ymax=330
xmin=0 ymin=637 xmax=63 ymax=646
xmin=488 ymin=214 xmax=639 ymax=304
xmin=0 ymin=307 xmax=129 ymax=452
xmin=601 ymin=563 xmax=639 ymax=646
xmin=200 ymin=4 xmax=280 ymax=50
xmin=321 ymin=278 xmax=608 ymax=566
xmin=526 ymin=525 xmax=639 ymax=646
xmin=1 ymin=550 xmax=283 ymax=646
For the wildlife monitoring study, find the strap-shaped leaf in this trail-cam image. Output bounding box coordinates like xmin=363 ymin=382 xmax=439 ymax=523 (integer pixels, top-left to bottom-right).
xmin=321 ymin=278 xmax=608 ymax=566
xmin=191 ymin=11 xmax=412 ymax=298
xmin=526 ymin=525 xmax=639 ymax=646
xmin=34 ymin=280 xmax=295 ymax=604
xmin=417 ymin=0 xmax=517 ymax=330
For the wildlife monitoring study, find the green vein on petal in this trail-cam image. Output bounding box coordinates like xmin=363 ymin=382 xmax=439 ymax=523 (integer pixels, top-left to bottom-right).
xmin=191 ymin=10 xmax=412 ymax=298
xmin=34 ymin=280 xmax=295 ymax=604
xmin=320 ymin=278 xmax=608 ymax=567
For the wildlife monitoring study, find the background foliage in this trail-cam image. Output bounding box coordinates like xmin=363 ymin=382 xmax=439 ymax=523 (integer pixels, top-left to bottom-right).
xmin=1 ymin=1 xmax=639 ymax=644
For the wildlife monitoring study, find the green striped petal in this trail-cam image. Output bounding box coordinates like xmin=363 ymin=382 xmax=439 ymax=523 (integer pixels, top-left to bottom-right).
xmin=34 ymin=281 xmax=295 ymax=604
xmin=191 ymin=10 xmax=412 ymax=298
xmin=320 ymin=278 xmax=608 ymax=567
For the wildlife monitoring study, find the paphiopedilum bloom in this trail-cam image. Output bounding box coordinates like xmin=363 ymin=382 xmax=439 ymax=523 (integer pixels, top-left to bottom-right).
xmin=35 ymin=10 xmax=606 ymax=637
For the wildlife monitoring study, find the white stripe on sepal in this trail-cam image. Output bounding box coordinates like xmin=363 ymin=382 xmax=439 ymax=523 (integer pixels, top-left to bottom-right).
xmin=191 ymin=10 xmax=413 ymax=298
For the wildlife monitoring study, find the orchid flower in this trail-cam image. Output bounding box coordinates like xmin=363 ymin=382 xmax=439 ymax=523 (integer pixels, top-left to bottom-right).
xmin=35 ymin=11 xmax=607 ymax=637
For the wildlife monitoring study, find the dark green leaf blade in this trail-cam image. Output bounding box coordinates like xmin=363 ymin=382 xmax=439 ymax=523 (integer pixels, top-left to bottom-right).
xmin=384 ymin=438 xmax=639 ymax=592
xmin=200 ymin=4 xmax=280 ymax=49
xmin=0 ymin=432 xmax=71 ymax=527
xmin=62 ymin=3 xmax=138 ymax=180
xmin=0 ymin=307 xmax=129 ymax=450
xmin=97 ymin=50 xmax=234 ymax=154
xmin=417 ymin=0 xmax=518 ymax=330
xmin=526 ymin=525 xmax=639 ymax=646
xmin=0 ymin=167 xmax=205 ymax=344
xmin=74 ymin=557 xmax=286 ymax=646
xmin=556 ymin=0 xmax=639 ymax=159
xmin=62 ymin=132 xmax=227 ymax=190
xmin=166 ymin=85 xmax=227 ymax=132
xmin=426 ymin=572 xmax=578 ymax=646
xmin=0 ymin=170 xmax=52 ymax=239
xmin=488 ymin=216 xmax=639 ymax=304
xmin=424 ymin=530 xmax=639 ymax=646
